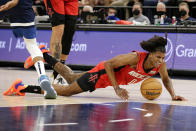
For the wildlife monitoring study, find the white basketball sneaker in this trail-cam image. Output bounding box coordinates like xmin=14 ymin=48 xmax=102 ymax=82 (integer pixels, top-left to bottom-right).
xmin=53 ymin=74 xmax=68 ymax=85
xmin=39 ymin=75 xmax=57 ymax=99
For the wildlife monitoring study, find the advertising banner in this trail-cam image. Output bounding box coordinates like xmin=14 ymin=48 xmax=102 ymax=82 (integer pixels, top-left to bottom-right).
xmin=0 ymin=29 xmax=195 ymax=71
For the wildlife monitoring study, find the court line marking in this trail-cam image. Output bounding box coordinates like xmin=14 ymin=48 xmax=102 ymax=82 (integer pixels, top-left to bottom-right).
xmin=99 ymin=104 xmax=114 ymax=106
xmin=39 ymin=123 xmax=78 ymax=126
xmin=109 ymin=119 xmax=134 ymax=123
xmin=132 ymin=108 xmax=147 ymax=111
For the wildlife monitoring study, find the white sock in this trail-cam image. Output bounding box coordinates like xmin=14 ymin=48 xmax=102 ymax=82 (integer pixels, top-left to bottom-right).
xmin=24 ymin=38 xmax=46 ymax=78
xmin=23 ymin=38 xmax=43 ymax=59
xmin=34 ymin=61 xmax=46 ymax=77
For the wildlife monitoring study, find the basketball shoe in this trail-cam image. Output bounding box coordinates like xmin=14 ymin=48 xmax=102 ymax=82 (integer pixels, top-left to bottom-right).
xmin=38 ymin=75 xmax=57 ymax=99
xmin=53 ymin=74 xmax=68 ymax=85
xmin=3 ymin=79 xmax=26 ymax=96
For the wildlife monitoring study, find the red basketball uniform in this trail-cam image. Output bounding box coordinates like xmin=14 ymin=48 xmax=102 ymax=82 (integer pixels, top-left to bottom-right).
xmin=44 ymin=0 xmax=78 ymax=16
xmin=44 ymin=0 xmax=78 ymax=26
xmin=77 ymin=52 xmax=161 ymax=92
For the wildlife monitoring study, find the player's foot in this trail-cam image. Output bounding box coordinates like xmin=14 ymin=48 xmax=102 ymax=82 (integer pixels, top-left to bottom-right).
xmin=53 ymin=74 xmax=68 ymax=85
xmin=24 ymin=56 xmax=33 ymax=69
xmin=38 ymin=75 xmax=57 ymax=99
xmin=39 ymin=44 xmax=50 ymax=54
xmin=3 ymin=79 xmax=26 ymax=96
xmin=24 ymin=45 xmax=49 ymax=69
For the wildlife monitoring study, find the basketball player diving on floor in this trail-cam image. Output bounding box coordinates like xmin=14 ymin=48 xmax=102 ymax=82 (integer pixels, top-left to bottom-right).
xmin=4 ymin=36 xmax=185 ymax=101
xmin=0 ymin=0 xmax=57 ymax=99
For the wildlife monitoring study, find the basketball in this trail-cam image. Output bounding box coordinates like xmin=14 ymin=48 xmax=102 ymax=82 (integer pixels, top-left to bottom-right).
xmin=140 ymin=78 xmax=162 ymax=100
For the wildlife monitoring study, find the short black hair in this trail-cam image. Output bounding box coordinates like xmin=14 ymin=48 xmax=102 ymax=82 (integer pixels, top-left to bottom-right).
xmin=140 ymin=35 xmax=167 ymax=53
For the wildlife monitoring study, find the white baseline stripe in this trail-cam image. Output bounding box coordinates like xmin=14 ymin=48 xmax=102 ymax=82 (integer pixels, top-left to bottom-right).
xmin=100 ymin=104 xmax=114 ymax=106
xmin=39 ymin=123 xmax=78 ymax=126
xmin=109 ymin=119 xmax=134 ymax=123
xmin=10 ymin=22 xmax=35 ymax=26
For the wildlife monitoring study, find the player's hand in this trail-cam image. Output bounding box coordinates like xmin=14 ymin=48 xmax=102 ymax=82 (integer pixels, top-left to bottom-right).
xmin=115 ymin=87 xmax=129 ymax=101
xmin=172 ymin=95 xmax=186 ymax=101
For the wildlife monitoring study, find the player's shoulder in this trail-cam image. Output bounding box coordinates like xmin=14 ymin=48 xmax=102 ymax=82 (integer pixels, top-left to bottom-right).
xmin=125 ymin=51 xmax=140 ymax=65
xmin=129 ymin=51 xmax=147 ymax=59
xmin=125 ymin=51 xmax=137 ymax=58
xmin=133 ymin=51 xmax=147 ymax=56
xmin=130 ymin=51 xmax=149 ymax=65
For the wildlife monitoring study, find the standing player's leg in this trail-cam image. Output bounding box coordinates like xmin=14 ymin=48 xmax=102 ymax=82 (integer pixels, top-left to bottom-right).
xmin=44 ymin=0 xmax=79 ymax=80
xmin=44 ymin=0 xmax=65 ymax=79
xmin=50 ymin=25 xmax=64 ymax=60
xmin=55 ymin=0 xmax=79 ymax=83
xmin=60 ymin=0 xmax=78 ymax=63
xmin=22 ymin=26 xmax=57 ymax=99
xmin=60 ymin=15 xmax=77 ymax=63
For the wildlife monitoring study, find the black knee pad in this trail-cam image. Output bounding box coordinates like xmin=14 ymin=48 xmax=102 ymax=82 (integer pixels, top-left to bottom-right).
xmin=61 ymin=15 xmax=77 ymax=55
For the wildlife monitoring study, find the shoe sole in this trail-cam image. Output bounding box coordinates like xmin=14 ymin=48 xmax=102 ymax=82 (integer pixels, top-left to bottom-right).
xmin=40 ymin=80 xmax=57 ymax=99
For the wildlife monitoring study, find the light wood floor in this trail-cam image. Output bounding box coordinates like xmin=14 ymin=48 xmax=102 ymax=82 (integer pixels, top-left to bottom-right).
xmin=0 ymin=67 xmax=196 ymax=107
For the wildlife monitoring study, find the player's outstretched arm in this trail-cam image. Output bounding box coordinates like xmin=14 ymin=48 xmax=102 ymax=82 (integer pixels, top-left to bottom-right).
xmin=0 ymin=0 xmax=19 ymax=12
xmin=159 ymin=62 xmax=186 ymax=101
xmin=104 ymin=52 xmax=138 ymax=100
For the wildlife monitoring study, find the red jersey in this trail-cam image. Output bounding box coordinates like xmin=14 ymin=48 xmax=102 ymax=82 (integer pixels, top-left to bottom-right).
xmin=88 ymin=52 xmax=161 ymax=89
xmin=44 ymin=0 xmax=78 ymax=16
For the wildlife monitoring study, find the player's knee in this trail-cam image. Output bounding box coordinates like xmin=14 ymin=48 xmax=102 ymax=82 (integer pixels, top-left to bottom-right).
xmin=52 ymin=25 xmax=64 ymax=38
xmin=64 ymin=16 xmax=77 ymax=32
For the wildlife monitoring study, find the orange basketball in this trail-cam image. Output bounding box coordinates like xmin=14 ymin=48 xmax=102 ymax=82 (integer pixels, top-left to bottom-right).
xmin=140 ymin=78 xmax=162 ymax=100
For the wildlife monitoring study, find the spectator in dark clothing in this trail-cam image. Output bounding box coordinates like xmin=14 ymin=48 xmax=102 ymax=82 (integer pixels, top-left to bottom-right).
xmin=177 ymin=2 xmax=196 ymax=25
xmin=155 ymin=2 xmax=172 ymax=25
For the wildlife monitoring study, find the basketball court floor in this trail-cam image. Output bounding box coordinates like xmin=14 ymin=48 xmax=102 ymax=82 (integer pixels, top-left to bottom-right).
xmin=0 ymin=67 xmax=196 ymax=131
